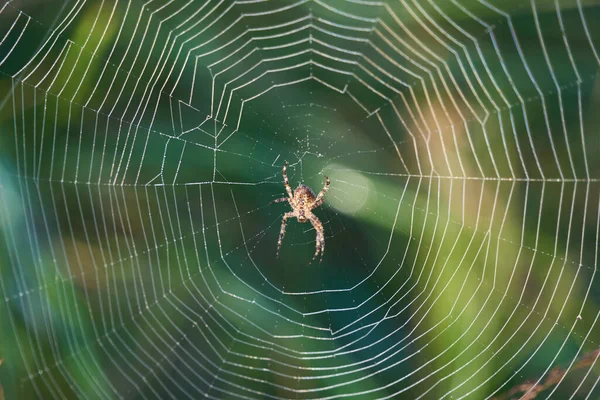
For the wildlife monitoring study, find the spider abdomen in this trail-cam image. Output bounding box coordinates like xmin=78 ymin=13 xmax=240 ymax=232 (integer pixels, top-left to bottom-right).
xmin=293 ymin=185 xmax=316 ymax=223
xmin=294 ymin=185 xmax=316 ymax=202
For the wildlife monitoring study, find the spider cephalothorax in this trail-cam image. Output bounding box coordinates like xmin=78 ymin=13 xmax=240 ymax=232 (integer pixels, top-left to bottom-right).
xmin=271 ymin=161 xmax=330 ymax=263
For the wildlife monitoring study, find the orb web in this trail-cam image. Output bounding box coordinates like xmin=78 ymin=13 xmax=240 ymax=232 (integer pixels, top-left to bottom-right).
xmin=0 ymin=0 xmax=599 ymax=398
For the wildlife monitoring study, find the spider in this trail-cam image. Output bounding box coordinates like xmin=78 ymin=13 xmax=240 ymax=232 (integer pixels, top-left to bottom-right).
xmin=271 ymin=161 xmax=330 ymax=263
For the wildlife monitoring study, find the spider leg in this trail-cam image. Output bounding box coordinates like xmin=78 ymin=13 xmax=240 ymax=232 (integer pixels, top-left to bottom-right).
xmin=312 ymin=197 xmax=325 ymax=209
xmin=308 ymin=213 xmax=325 ymax=264
xmin=277 ymin=211 xmax=294 ymax=259
xmin=282 ymin=161 xmax=294 ymax=199
xmin=311 ymin=175 xmax=330 ymax=210
xmin=270 ymin=197 xmax=288 ymax=205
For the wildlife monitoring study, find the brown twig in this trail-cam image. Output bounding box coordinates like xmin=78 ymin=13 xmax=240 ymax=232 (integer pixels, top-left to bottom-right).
xmin=491 ymin=348 xmax=600 ymax=400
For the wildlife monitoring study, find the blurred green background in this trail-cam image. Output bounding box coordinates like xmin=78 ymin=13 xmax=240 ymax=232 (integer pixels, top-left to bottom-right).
xmin=0 ymin=0 xmax=599 ymax=398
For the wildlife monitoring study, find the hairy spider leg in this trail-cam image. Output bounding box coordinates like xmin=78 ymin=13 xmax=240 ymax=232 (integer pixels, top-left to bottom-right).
xmin=282 ymin=161 xmax=293 ymax=200
xmin=309 ymin=213 xmax=325 ymax=264
xmin=270 ymin=197 xmax=288 ymax=204
xmin=277 ymin=211 xmax=294 ymax=259
xmin=312 ymin=175 xmax=330 ymax=209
